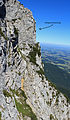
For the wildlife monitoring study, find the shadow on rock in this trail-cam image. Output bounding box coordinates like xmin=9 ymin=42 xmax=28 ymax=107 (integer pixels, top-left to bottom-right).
xmin=0 ymin=0 xmax=6 ymax=19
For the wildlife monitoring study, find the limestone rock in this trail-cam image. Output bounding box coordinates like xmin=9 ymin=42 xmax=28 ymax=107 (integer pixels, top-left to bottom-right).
xmin=0 ymin=0 xmax=70 ymax=120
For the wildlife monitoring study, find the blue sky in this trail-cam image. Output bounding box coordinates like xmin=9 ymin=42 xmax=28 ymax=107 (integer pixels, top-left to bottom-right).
xmin=19 ymin=0 xmax=70 ymax=45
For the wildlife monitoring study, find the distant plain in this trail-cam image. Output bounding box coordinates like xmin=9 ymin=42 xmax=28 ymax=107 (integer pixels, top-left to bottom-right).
xmin=41 ymin=43 xmax=70 ymax=99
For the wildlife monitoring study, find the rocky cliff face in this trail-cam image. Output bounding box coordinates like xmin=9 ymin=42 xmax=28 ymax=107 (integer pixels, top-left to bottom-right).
xmin=0 ymin=0 xmax=70 ymax=120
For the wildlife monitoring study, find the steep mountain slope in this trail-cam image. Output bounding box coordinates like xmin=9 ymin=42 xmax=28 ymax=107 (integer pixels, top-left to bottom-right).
xmin=0 ymin=0 xmax=70 ymax=120
xmin=44 ymin=62 xmax=70 ymax=99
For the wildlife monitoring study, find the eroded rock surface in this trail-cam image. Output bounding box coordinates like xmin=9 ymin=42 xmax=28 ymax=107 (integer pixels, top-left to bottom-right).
xmin=0 ymin=0 xmax=70 ymax=120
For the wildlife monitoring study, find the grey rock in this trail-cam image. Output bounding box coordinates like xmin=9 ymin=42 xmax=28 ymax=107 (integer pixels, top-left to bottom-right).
xmin=0 ymin=0 xmax=70 ymax=120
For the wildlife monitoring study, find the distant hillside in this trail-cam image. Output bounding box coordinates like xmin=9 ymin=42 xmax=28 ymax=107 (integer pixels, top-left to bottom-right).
xmin=43 ymin=62 xmax=70 ymax=99
xmin=41 ymin=43 xmax=70 ymax=73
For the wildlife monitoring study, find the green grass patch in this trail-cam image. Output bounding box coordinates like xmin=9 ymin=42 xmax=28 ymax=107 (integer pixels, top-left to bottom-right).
xmin=28 ymin=43 xmax=41 ymax=65
xmin=36 ymin=67 xmax=44 ymax=80
xmin=12 ymin=19 xmax=17 ymax=22
xmin=8 ymin=62 xmax=11 ymax=67
xmin=36 ymin=68 xmax=44 ymax=76
xmin=33 ymin=43 xmax=41 ymax=57
xmin=55 ymin=97 xmax=59 ymax=105
xmin=29 ymin=49 xmax=36 ymax=64
xmin=3 ymin=90 xmax=12 ymax=98
xmin=18 ymin=71 xmax=21 ymax=76
xmin=50 ymin=114 xmax=54 ymax=120
xmin=10 ymin=89 xmax=37 ymax=120
xmin=0 ymin=112 xmax=1 ymax=120
xmin=17 ymin=47 xmax=26 ymax=61
xmin=0 ymin=27 xmax=8 ymax=40
xmin=10 ymin=88 xmax=20 ymax=97
xmin=48 ymin=80 xmax=57 ymax=89
xmin=20 ymin=90 xmax=27 ymax=100
xmin=15 ymin=98 xmax=37 ymax=120
xmin=14 ymin=27 xmax=18 ymax=36
xmin=63 ymin=94 xmax=70 ymax=103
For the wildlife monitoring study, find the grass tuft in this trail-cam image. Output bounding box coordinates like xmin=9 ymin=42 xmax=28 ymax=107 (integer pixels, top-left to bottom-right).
xmin=10 ymin=89 xmax=37 ymax=120
xmin=0 ymin=112 xmax=1 ymax=120
xmin=3 ymin=89 xmax=12 ymax=98
xmin=28 ymin=43 xmax=41 ymax=65
xmin=0 ymin=27 xmax=8 ymax=40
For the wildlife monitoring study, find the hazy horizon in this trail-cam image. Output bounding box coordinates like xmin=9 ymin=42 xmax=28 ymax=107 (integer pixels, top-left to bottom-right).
xmin=40 ymin=42 xmax=70 ymax=47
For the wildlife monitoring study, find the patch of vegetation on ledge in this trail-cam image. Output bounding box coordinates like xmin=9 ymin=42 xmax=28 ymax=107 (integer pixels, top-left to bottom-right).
xmin=36 ymin=67 xmax=44 ymax=80
xmin=50 ymin=114 xmax=57 ymax=120
xmin=28 ymin=43 xmax=41 ymax=65
xmin=3 ymin=89 xmax=12 ymax=98
xmin=0 ymin=27 xmax=8 ymax=40
xmin=0 ymin=112 xmax=1 ymax=120
xmin=14 ymin=27 xmax=18 ymax=36
xmin=17 ymin=47 xmax=26 ymax=61
xmin=10 ymin=89 xmax=38 ymax=120
xmin=48 ymin=79 xmax=57 ymax=89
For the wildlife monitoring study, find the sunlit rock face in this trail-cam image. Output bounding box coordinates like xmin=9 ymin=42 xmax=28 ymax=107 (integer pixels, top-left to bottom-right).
xmin=0 ymin=0 xmax=70 ymax=120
